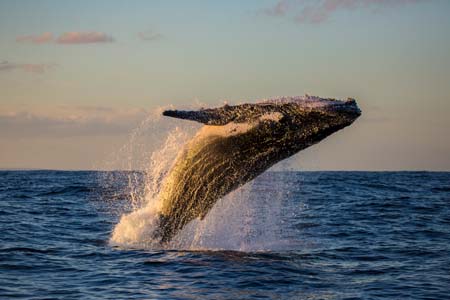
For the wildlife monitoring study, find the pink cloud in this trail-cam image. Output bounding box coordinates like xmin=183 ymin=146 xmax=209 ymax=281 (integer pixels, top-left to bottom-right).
xmin=264 ymin=0 xmax=424 ymax=24
xmin=0 ymin=61 xmax=55 ymax=74
xmin=264 ymin=0 xmax=290 ymax=16
xmin=16 ymin=32 xmax=54 ymax=44
xmin=56 ymin=32 xmax=114 ymax=44
xmin=16 ymin=31 xmax=115 ymax=45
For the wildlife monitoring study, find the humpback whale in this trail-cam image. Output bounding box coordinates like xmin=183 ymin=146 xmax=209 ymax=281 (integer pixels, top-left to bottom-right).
xmin=154 ymin=95 xmax=361 ymax=243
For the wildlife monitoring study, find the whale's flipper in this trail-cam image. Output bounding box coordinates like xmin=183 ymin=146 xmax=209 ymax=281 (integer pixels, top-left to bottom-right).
xmin=163 ymin=104 xmax=272 ymax=126
xmin=163 ymin=108 xmax=228 ymax=125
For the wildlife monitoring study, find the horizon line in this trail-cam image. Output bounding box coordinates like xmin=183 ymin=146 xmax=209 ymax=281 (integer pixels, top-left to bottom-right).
xmin=0 ymin=168 xmax=449 ymax=173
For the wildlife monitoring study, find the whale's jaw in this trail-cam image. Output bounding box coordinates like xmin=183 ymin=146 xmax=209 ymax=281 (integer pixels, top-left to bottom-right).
xmin=155 ymin=95 xmax=361 ymax=244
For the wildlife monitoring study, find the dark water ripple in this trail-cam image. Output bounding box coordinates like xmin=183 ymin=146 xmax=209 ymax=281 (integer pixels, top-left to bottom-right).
xmin=1 ymin=171 xmax=449 ymax=299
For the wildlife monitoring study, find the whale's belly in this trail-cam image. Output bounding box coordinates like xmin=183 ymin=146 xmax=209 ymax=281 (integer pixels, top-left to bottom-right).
xmin=156 ymin=122 xmax=281 ymax=241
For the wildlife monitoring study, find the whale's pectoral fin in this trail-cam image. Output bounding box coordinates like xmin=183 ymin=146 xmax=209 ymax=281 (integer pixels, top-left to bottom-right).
xmin=162 ymin=105 xmax=238 ymax=125
xmin=163 ymin=104 xmax=268 ymax=126
xmin=162 ymin=109 xmax=225 ymax=125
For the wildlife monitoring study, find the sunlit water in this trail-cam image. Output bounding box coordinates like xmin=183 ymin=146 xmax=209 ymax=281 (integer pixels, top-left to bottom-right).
xmin=1 ymin=170 xmax=449 ymax=299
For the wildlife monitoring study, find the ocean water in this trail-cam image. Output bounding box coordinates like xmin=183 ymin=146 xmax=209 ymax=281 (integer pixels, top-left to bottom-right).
xmin=0 ymin=170 xmax=449 ymax=299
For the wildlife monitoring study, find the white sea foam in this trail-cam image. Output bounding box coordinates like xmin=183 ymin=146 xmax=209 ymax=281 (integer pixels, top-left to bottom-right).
xmin=109 ymin=116 xmax=196 ymax=249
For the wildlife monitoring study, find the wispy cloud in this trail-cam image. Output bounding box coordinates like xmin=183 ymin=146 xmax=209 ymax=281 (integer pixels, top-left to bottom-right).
xmin=16 ymin=31 xmax=115 ymax=44
xmin=264 ymin=0 xmax=290 ymax=16
xmin=0 ymin=106 xmax=149 ymax=138
xmin=16 ymin=32 xmax=53 ymax=44
xmin=0 ymin=61 xmax=55 ymax=74
xmin=56 ymin=32 xmax=114 ymax=44
xmin=138 ymin=30 xmax=163 ymax=41
xmin=264 ymin=0 xmax=424 ymax=24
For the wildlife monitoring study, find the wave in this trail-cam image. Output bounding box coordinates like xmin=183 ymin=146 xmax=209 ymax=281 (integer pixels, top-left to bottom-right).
xmin=38 ymin=185 xmax=91 ymax=196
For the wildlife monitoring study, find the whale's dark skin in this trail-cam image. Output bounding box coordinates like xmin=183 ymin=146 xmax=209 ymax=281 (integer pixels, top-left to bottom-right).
xmin=155 ymin=96 xmax=361 ymax=243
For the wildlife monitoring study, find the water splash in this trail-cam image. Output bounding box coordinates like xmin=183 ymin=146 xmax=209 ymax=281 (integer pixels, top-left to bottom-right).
xmin=106 ymin=107 xmax=302 ymax=251
xmin=110 ymin=122 xmax=195 ymax=249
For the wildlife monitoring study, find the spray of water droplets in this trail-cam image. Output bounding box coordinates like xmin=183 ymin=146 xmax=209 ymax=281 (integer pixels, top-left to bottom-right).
xmin=100 ymin=107 xmax=303 ymax=251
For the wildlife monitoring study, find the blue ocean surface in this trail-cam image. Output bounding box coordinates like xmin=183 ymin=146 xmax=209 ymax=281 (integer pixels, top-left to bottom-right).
xmin=0 ymin=171 xmax=449 ymax=299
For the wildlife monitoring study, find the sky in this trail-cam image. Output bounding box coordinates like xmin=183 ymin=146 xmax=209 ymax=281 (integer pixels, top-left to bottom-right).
xmin=0 ymin=0 xmax=449 ymax=171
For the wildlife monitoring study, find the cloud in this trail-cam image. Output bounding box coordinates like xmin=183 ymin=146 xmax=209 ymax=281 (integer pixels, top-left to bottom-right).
xmin=16 ymin=32 xmax=53 ymax=44
xmin=264 ymin=0 xmax=424 ymax=24
xmin=16 ymin=31 xmax=115 ymax=45
xmin=138 ymin=30 xmax=163 ymax=41
xmin=56 ymin=32 xmax=114 ymax=44
xmin=0 ymin=61 xmax=55 ymax=74
xmin=263 ymin=0 xmax=290 ymax=16
xmin=0 ymin=106 xmax=149 ymax=138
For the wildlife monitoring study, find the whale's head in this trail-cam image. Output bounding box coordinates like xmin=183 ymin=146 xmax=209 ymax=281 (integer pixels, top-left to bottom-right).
xmin=275 ymin=95 xmax=362 ymax=121
xmin=263 ymin=95 xmax=361 ymax=132
xmin=246 ymin=95 xmax=362 ymax=154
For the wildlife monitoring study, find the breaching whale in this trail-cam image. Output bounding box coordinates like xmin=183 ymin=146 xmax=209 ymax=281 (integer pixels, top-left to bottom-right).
xmin=154 ymin=95 xmax=361 ymax=243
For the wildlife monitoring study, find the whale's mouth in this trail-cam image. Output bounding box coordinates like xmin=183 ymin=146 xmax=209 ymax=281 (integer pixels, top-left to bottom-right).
xmin=331 ymin=98 xmax=361 ymax=117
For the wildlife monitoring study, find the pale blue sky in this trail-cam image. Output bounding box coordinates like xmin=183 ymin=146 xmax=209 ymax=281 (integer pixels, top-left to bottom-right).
xmin=1 ymin=0 xmax=449 ymax=170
